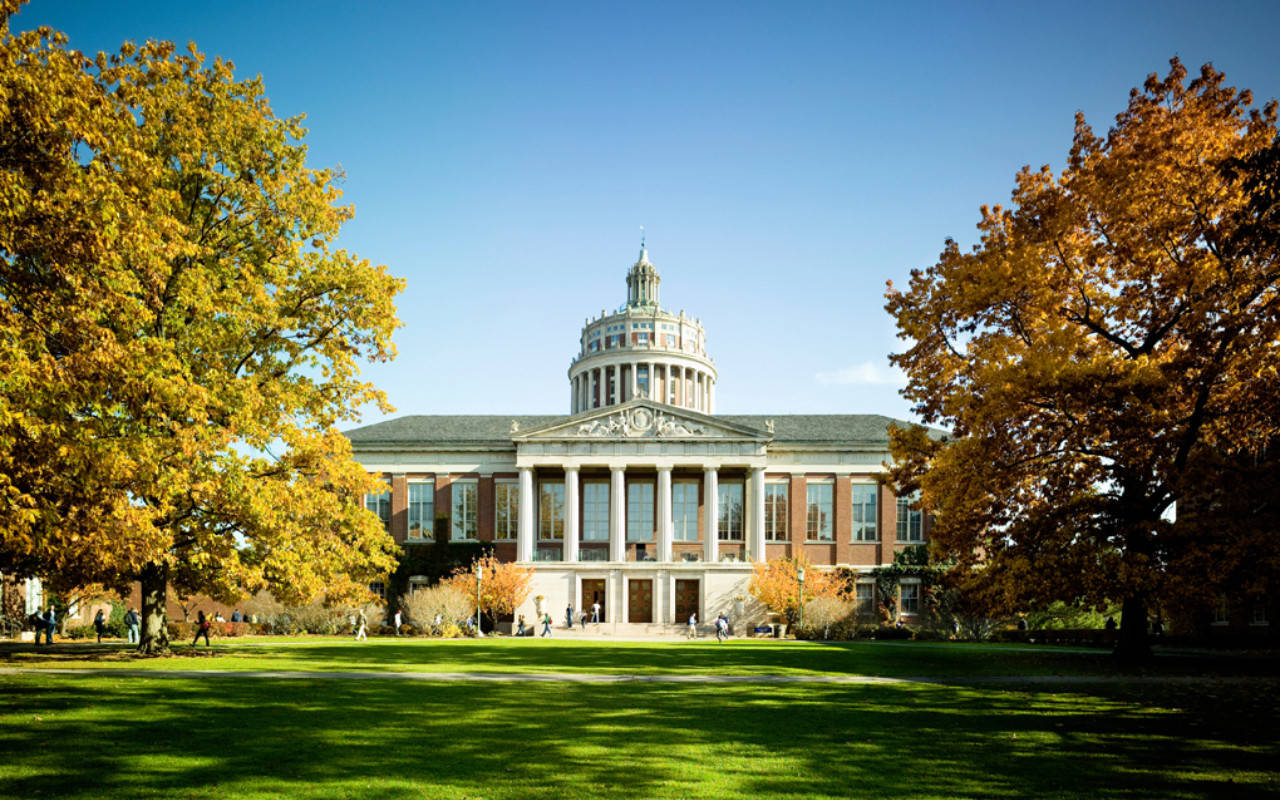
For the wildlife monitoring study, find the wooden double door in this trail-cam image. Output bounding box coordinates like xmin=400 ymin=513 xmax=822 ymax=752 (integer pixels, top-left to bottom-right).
xmin=628 ymin=579 xmax=653 ymax=623
xmin=582 ymin=579 xmax=606 ymax=622
xmin=675 ymin=579 xmax=700 ymax=623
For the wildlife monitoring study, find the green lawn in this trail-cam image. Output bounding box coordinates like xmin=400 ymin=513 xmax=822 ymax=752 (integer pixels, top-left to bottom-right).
xmin=1 ymin=639 xmax=1277 ymax=799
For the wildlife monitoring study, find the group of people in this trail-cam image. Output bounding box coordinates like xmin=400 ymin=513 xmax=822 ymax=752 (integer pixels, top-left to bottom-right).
xmin=686 ymin=612 xmax=732 ymax=642
xmin=31 ymin=605 xmax=144 ymax=645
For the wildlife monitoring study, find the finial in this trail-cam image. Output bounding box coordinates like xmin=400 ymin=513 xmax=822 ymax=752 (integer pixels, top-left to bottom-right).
xmin=638 ymin=226 xmax=648 ymax=262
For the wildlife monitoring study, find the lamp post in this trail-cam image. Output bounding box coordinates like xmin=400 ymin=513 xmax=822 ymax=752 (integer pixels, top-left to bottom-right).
xmin=475 ymin=563 xmax=484 ymax=638
xmin=796 ymin=567 xmax=806 ymax=634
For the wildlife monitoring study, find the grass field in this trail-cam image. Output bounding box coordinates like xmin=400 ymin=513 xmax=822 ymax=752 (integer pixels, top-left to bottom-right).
xmin=2 ymin=638 xmax=1277 ymax=799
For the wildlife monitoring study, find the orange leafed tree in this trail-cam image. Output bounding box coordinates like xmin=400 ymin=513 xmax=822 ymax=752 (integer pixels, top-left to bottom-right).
xmin=0 ymin=4 xmax=404 ymax=653
xmin=443 ymin=555 xmax=534 ymax=621
xmin=884 ymin=59 xmax=1280 ymax=660
xmin=749 ymin=556 xmax=843 ymax=625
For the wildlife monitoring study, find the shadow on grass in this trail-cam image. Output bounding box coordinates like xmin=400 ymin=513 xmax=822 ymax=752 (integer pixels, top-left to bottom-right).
xmin=1 ymin=673 xmax=1276 ymax=799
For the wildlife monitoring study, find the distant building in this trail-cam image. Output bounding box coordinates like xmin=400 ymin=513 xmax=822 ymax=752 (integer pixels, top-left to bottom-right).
xmin=346 ymin=244 xmax=935 ymax=631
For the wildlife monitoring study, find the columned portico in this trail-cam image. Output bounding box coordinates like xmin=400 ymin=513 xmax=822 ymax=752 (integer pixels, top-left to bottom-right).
xmin=564 ymin=466 xmax=580 ymax=562
xmin=657 ymin=466 xmax=673 ymax=562
xmin=518 ymin=466 xmax=534 ymax=561
xmin=609 ymin=466 xmax=625 ymax=562
xmin=749 ymin=466 xmax=765 ymax=561
xmin=704 ymin=466 xmax=719 ymax=563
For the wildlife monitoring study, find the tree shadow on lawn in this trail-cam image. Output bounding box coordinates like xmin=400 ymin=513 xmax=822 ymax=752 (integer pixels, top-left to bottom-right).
xmin=1 ymin=675 xmax=1275 ymax=799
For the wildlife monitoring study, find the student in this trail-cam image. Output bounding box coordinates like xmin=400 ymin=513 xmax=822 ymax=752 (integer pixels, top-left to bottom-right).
xmin=517 ymin=615 xmax=527 ymax=636
xmin=355 ymin=608 xmax=368 ymax=641
xmin=124 ymin=608 xmax=140 ymax=644
xmin=541 ymin=612 xmax=552 ymax=637
xmin=687 ymin=612 xmax=697 ymax=639
xmin=93 ymin=609 xmax=106 ymax=643
xmin=591 ymin=601 xmax=601 ymax=624
xmin=192 ymin=611 xmax=211 ymax=647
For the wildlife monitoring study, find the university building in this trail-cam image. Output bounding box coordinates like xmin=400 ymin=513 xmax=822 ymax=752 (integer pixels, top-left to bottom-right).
xmin=345 ymin=245 xmax=933 ymax=632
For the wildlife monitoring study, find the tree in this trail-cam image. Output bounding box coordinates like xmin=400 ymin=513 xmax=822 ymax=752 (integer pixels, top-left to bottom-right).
xmin=442 ymin=554 xmax=534 ymax=629
xmin=801 ymin=596 xmax=852 ymax=640
xmin=749 ymin=555 xmax=843 ymax=625
xmin=0 ymin=6 xmax=404 ymax=652
xmin=885 ymin=59 xmax=1280 ymax=660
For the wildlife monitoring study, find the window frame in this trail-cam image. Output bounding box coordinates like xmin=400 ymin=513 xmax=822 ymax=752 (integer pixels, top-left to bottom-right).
xmin=672 ymin=480 xmax=699 ymax=542
xmin=582 ymin=481 xmax=610 ymax=542
xmin=718 ymin=481 xmax=744 ymax=541
xmin=365 ymin=482 xmax=392 ymax=532
xmin=851 ymin=483 xmax=878 ymax=542
xmin=451 ymin=479 xmax=479 ymax=542
xmin=407 ymin=480 xmax=435 ymax=541
xmin=538 ymin=480 xmax=565 ymax=541
xmin=764 ymin=482 xmax=788 ymax=542
xmin=896 ymin=491 xmax=923 ymax=543
xmin=494 ymin=479 xmax=519 ymax=541
xmin=900 ymin=581 xmax=921 ymax=616
xmin=626 ymin=480 xmax=656 ymax=543
xmin=806 ymin=481 xmax=833 ymax=542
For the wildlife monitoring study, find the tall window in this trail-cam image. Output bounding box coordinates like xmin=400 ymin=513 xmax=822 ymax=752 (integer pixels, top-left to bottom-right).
xmin=494 ymin=481 xmax=519 ymax=540
xmin=764 ymin=483 xmax=788 ymax=541
xmin=451 ymin=480 xmax=477 ymax=541
xmin=901 ymin=583 xmax=920 ymax=615
xmin=582 ymin=482 xmax=609 ymax=541
xmin=897 ymin=491 xmax=923 ymax=542
xmin=673 ymin=481 xmax=699 ymax=541
xmin=627 ymin=482 xmax=655 ymax=542
xmin=365 ymin=483 xmax=391 ymax=532
xmin=855 ymin=582 xmax=875 ymax=617
xmin=407 ymin=481 xmax=434 ymax=540
xmin=806 ymin=482 xmax=833 ymax=541
xmin=851 ymin=484 xmax=878 ymax=542
xmin=718 ymin=482 xmax=744 ymax=541
xmin=539 ymin=481 xmax=564 ymax=540
xmin=637 ymin=365 xmax=650 ymax=398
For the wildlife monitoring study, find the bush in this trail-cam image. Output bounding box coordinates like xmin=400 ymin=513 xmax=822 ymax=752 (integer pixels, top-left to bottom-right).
xmin=401 ymin=584 xmax=474 ymax=635
xmin=439 ymin=623 xmax=462 ymax=639
xmin=912 ymin=629 xmax=949 ymax=641
xmin=64 ymin=624 xmax=97 ymax=640
xmin=873 ymin=625 xmax=913 ymax=640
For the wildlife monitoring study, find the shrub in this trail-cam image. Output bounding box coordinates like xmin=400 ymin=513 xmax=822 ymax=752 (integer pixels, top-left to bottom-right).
xmin=439 ymin=623 xmax=462 ymax=639
xmin=401 ymin=584 xmax=474 ymax=634
xmin=873 ymin=625 xmax=913 ymax=640
xmin=803 ymin=596 xmax=853 ymax=640
xmin=912 ymin=629 xmax=949 ymax=641
xmin=64 ymin=624 xmax=97 ymax=640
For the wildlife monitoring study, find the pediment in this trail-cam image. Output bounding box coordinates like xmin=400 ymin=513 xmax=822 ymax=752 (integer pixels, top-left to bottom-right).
xmin=511 ymin=399 xmax=772 ymax=442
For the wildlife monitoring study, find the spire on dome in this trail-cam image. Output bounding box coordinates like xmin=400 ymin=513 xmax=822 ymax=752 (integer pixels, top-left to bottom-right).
xmin=626 ymin=233 xmax=660 ymax=308
xmin=638 ymin=226 xmax=649 ymax=263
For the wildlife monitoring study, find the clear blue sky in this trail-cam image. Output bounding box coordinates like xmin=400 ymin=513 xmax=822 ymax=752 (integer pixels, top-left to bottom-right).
xmin=14 ymin=1 xmax=1280 ymax=424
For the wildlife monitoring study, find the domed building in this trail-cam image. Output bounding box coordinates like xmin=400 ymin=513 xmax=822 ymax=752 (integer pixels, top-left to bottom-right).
xmin=345 ymin=244 xmax=933 ymax=633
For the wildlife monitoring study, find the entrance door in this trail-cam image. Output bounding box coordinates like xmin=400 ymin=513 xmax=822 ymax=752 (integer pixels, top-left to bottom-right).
xmin=582 ymin=579 xmax=607 ymax=622
xmin=675 ymin=579 xmax=700 ymax=623
xmin=628 ymin=579 xmax=653 ymax=623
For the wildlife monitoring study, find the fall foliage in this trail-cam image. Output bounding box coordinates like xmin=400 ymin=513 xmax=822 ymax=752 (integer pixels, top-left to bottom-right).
xmin=749 ymin=555 xmax=843 ymax=625
xmin=440 ymin=554 xmax=534 ymax=623
xmin=0 ymin=5 xmax=404 ymax=652
xmin=885 ymin=59 xmax=1280 ymax=659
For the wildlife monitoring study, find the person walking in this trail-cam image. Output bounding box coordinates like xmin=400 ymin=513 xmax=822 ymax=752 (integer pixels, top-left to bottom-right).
xmin=565 ymin=603 xmax=574 ymax=629
xmin=355 ymin=608 xmax=368 ymax=641
xmin=540 ymin=612 xmax=552 ymax=637
xmin=124 ymin=608 xmax=139 ymax=644
xmin=579 ymin=611 xmax=587 ymax=630
xmin=44 ymin=607 xmax=56 ymax=646
xmin=394 ymin=609 xmax=403 ymax=636
xmin=591 ymin=601 xmax=601 ymax=624
xmin=517 ymin=615 xmax=527 ymax=636
xmin=716 ymin=614 xmax=728 ymax=643
xmin=687 ymin=612 xmax=697 ymax=640
xmin=192 ymin=611 xmax=211 ymax=647
xmin=93 ymin=609 xmax=107 ymax=643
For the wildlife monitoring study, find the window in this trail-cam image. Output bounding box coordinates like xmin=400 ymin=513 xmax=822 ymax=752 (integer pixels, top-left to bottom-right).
xmin=368 ymin=582 xmax=385 ymax=600
xmin=637 ymin=332 xmax=649 ymax=344
xmin=855 ymin=582 xmax=875 ymax=617
xmin=451 ymin=480 xmax=478 ymax=540
xmin=365 ymin=483 xmax=391 ymax=532
xmin=765 ymin=483 xmax=788 ymax=541
xmin=637 ymin=366 xmax=650 ymax=398
xmin=539 ymin=481 xmax=564 ymax=540
xmin=582 ymin=482 xmax=609 ymax=541
xmin=897 ymin=491 xmax=923 ymax=542
xmin=901 ymin=583 xmax=920 ymax=615
xmin=627 ymin=482 xmax=655 ymax=542
xmin=579 ymin=548 xmax=609 ymax=561
xmin=851 ymin=484 xmax=878 ymax=542
xmin=1213 ymin=596 xmax=1230 ymax=625
xmin=806 ymin=482 xmax=833 ymax=541
xmin=408 ymin=577 xmax=429 ymax=595
xmin=494 ymin=481 xmax=519 ymax=540
xmin=407 ymin=481 xmax=434 ymax=540
xmin=718 ymin=482 xmax=744 ymax=541
xmin=673 ymin=481 xmax=699 ymax=541
xmin=1252 ymin=601 xmax=1269 ymax=626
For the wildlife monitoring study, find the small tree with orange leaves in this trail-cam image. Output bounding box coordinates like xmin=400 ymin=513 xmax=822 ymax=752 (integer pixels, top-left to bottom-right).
xmin=443 ymin=554 xmax=533 ymax=627
xmin=749 ymin=556 xmax=844 ymax=626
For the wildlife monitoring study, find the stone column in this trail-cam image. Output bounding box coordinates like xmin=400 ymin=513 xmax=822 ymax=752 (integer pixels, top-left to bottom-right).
xmin=564 ymin=467 xmax=579 ymax=563
xmin=709 ymin=380 xmax=716 ymax=414
xmin=571 ymin=376 xmax=577 ymax=414
xmin=611 ymin=365 xmax=620 ymax=407
xmin=749 ymin=467 xmax=766 ymax=562
xmin=648 ymin=361 xmax=655 ymax=400
xmin=657 ymin=466 xmax=673 ymax=562
xmin=704 ymin=466 xmax=719 ymax=563
xmin=590 ymin=369 xmax=598 ymax=409
xmin=630 ymin=362 xmax=638 ymax=401
xmin=610 ymin=466 xmax=625 ymax=562
xmin=518 ymin=467 xmax=534 ymax=561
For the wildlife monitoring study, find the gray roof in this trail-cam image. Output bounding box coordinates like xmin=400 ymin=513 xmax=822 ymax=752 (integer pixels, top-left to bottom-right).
xmin=344 ymin=413 xmax=944 ymax=448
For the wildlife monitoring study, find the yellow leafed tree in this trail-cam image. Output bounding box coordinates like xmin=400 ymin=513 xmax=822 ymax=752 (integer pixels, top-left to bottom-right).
xmin=0 ymin=3 xmax=404 ymax=652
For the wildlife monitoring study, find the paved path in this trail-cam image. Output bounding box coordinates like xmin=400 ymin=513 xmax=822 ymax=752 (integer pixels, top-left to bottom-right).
xmin=2 ymin=666 xmax=1274 ymax=685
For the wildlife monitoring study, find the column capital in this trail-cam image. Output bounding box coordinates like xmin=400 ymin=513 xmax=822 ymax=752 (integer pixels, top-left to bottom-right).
xmin=565 ymin=465 xmax=580 ymax=474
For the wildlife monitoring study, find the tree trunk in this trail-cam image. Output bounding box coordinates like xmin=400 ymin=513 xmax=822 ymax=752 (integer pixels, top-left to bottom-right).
xmin=138 ymin=562 xmax=171 ymax=655
xmin=1114 ymin=594 xmax=1151 ymax=663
